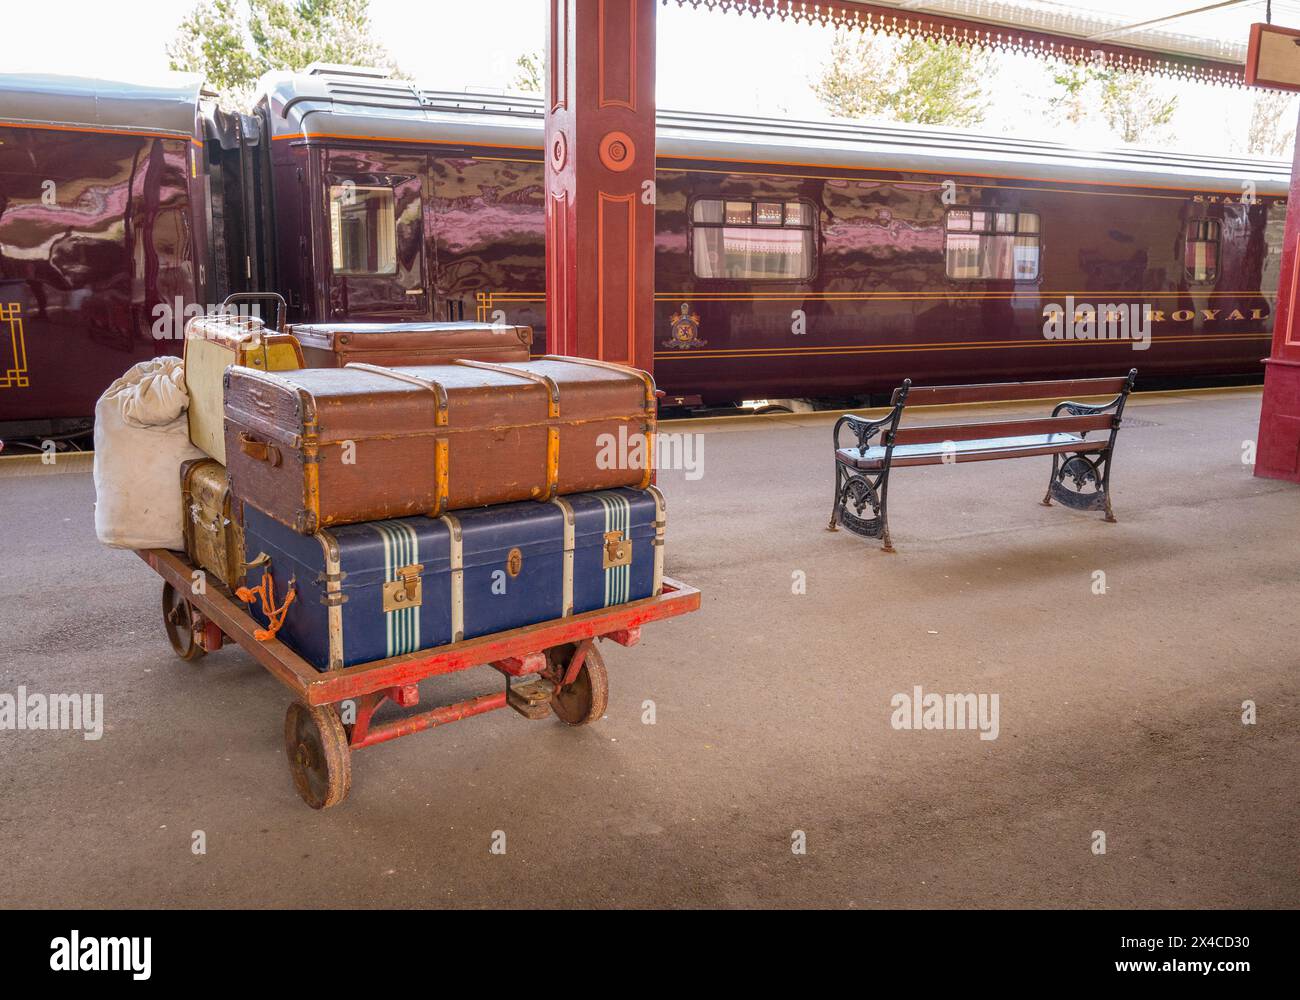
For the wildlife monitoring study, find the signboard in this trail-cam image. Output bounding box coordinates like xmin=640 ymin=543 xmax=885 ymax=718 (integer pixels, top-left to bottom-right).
xmin=1246 ymin=22 xmax=1300 ymax=91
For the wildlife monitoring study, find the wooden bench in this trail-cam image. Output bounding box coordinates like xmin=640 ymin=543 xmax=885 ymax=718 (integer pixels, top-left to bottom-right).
xmin=828 ymin=370 xmax=1138 ymax=551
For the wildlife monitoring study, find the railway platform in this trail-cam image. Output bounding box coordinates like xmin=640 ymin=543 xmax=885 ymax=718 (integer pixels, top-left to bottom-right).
xmin=0 ymin=386 xmax=1296 ymax=907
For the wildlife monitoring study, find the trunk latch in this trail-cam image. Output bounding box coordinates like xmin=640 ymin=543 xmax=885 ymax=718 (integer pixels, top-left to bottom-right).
xmin=603 ymin=531 xmax=632 ymax=569
xmin=383 ymin=563 xmax=424 ymax=612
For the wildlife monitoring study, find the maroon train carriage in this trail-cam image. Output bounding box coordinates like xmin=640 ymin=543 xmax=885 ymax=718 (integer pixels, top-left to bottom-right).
xmin=253 ymin=70 xmax=1289 ymax=404
xmin=0 ymin=72 xmax=267 ymax=443
xmin=0 ymin=64 xmax=1291 ymax=442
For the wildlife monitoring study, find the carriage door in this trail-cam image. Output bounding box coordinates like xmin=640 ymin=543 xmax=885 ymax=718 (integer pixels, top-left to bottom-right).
xmin=325 ymin=167 xmax=427 ymax=320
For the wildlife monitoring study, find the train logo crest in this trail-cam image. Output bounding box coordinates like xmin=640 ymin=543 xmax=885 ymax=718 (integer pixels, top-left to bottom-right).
xmin=1 ymin=303 xmax=29 ymax=389
xmin=665 ymin=303 xmax=705 ymax=349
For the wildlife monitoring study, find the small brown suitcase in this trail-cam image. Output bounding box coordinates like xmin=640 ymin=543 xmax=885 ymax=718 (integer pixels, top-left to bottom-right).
xmin=180 ymin=457 xmax=246 ymax=590
xmin=290 ymin=322 xmax=532 ymax=368
xmin=223 ymin=357 xmax=657 ymax=534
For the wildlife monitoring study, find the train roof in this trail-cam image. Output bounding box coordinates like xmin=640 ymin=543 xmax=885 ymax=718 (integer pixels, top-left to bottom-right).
xmin=259 ymin=67 xmax=1293 ymax=196
xmin=0 ymin=72 xmax=207 ymax=140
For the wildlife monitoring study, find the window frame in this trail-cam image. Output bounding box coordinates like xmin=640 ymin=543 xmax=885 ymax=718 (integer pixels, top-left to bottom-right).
xmin=943 ymin=207 xmax=1042 ymax=283
xmin=687 ymin=196 xmax=819 ymax=283
xmin=1182 ymin=217 xmax=1222 ymax=286
xmin=328 ymin=181 xmax=400 ymax=277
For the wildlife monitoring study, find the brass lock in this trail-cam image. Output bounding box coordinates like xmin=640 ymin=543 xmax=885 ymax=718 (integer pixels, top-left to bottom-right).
xmin=603 ymin=530 xmax=632 ymax=569
xmin=382 ymin=563 xmax=424 ymax=612
xmin=506 ymin=547 xmax=523 ymax=577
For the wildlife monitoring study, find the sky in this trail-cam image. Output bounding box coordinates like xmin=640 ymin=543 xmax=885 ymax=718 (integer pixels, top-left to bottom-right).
xmin=4 ymin=0 xmax=1299 ymax=158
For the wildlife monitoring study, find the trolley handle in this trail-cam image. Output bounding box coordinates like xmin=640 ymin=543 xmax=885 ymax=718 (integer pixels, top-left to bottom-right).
xmin=222 ymin=292 xmax=287 ymax=332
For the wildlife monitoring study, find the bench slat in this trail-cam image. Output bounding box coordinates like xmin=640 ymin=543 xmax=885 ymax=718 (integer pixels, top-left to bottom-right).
xmin=836 ymin=432 xmax=1109 ymax=471
xmin=892 ymin=412 xmax=1114 ymax=446
xmin=888 ymin=437 xmax=1107 ymax=468
xmin=899 ymin=377 xmax=1130 ymax=407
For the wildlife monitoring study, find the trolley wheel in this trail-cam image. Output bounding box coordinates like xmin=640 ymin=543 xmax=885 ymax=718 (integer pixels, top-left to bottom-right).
xmin=548 ymin=643 xmax=609 ymax=727
xmin=283 ymin=702 xmax=351 ymax=810
xmin=161 ymin=582 xmax=205 ymax=662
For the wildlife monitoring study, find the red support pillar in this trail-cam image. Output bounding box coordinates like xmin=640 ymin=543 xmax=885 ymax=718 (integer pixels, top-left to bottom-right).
xmin=545 ymin=0 xmax=657 ymax=376
xmin=1256 ymin=117 xmax=1300 ymax=482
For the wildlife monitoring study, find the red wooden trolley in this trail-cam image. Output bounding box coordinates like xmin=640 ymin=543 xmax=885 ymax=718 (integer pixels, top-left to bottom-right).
xmin=139 ymin=548 xmax=701 ymax=809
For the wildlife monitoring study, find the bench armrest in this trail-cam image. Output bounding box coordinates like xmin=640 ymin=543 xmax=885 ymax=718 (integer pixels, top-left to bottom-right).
xmin=833 ymin=380 xmax=911 ymax=455
xmin=833 ymin=411 xmax=894 ymax=454
xmin=1051 ymin=399 xmax=1117 ymax=417
xmin=1049 ymin=369 xmax=1137 ymax=431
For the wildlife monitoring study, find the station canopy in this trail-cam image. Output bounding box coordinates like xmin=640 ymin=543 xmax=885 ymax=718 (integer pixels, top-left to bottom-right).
xmin=668 ymin=0 xmax=1300 ymax=87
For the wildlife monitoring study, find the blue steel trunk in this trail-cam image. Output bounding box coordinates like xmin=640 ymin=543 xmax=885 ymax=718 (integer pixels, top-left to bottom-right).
xmin=241 ymin=487 xmax=665 ymax=671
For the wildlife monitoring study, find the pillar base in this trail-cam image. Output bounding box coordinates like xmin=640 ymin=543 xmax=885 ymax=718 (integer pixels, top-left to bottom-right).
xmin=1255 ymin=357 xmax=1300 ymax=482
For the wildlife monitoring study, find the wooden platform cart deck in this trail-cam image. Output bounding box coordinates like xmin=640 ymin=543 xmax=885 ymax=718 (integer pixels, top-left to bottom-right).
xmin=140 ymin=548 xmax=701 ymax=809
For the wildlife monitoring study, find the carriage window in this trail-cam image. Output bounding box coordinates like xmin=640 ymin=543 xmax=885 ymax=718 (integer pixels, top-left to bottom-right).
xmin=945 ymin=209 xmax=1040 ymax=281
xmin=1184 ymin=219 xmax=1220 ymax=284
xmin=692 ymin=198 xmax=816 ymax=281
xmin=329 ymin=184 xmax=397 ymax=275
xmin=1261 ymin=202 xmax=1287 ymax=296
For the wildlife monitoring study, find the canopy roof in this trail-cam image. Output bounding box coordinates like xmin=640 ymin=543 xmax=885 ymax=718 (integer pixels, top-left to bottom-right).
xmin=670 ymin=0 xmax=1300 ymax=87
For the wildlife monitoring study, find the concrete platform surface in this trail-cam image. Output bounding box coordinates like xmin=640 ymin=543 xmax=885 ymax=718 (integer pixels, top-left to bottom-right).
xmin=0 ymin=386 xmax=1296 ymax=908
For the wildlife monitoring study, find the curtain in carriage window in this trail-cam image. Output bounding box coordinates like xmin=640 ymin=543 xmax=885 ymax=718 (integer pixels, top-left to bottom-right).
xmin=1183 ymin=218 xmax=1220 ymax=284
xmin=329 ymin=185 xmax=397 ymax=275
xmin=1261 ymin=203 xmax=1287 ymax=295
xmin=692 ymin=199 xmax=816 ymax=280
xmin=945 ymin=209 xmax=1039 ymax=281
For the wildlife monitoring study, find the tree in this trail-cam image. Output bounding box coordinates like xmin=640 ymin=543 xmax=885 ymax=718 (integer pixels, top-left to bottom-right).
xmin=168 ymin=0 xmax=400 ymax=109
xmin=1048 ymin=62 xmax=1177 ymax=146
xmin=812 ymin=30 xmax=991 ymax=127
xmin=512 ymin=52 xmax=543 ymax=94
xmin=1245 ymin=89 xmax=1297 ymax=158
xmin=167 ymin=0 xmax=261 ymax=104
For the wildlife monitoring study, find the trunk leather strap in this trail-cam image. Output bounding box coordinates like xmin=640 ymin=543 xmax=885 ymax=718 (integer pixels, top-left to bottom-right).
xmin=539 ymin=355 xmax=656 ymax=489
xmin=449 ymin=358 xmax=561 ymax=418
xmin=343 ymin=362 xmax=451 ymax=514
xmin=451 ymin=359 xmax=561 ymax=499
xmin=344 ymin=363 xmax=450 ymax=426
xmin=539 ymin=354 xmax=656 ymax=414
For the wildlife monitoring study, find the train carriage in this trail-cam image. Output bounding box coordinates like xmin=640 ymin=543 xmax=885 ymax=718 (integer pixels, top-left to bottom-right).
xmin=0 ymin=63 xmax=1291 ymax=438
xmin=0 ymin=72 xmax=269 ymax=440
xmin=257 ymin=67 xmax=1288 ymax=404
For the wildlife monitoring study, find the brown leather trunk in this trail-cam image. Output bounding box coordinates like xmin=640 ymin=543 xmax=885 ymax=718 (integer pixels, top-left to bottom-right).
xmin=289 ymin=322 xmax=532 ymax=368
xmin=223 ymin=356 xmax=657 ymax=534
xmin=180 ymin=457 xmax=246 ymax=590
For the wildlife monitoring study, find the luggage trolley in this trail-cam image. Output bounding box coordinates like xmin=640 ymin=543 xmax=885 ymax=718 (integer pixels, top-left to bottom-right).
xmin=140 ymin=548 xmax=700 ymax=809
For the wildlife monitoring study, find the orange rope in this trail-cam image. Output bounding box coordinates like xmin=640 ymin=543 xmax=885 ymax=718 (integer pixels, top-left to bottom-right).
xmin=236 ymin=569 xmax=296 ymax=642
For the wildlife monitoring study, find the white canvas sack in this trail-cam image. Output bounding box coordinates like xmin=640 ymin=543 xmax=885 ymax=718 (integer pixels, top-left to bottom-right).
xmin=93 ymin=357 xmax=204 ymax=550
